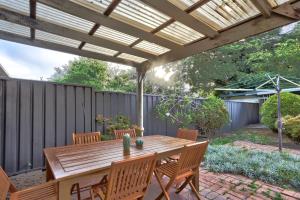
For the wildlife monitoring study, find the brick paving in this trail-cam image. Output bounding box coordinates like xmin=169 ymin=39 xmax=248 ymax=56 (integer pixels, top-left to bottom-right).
xmin=8 ymin=168 xmax=300 ymax=200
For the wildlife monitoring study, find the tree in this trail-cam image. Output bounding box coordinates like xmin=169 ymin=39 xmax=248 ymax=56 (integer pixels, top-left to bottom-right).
xmin=51 ymin=57 xmax=109 ymax=90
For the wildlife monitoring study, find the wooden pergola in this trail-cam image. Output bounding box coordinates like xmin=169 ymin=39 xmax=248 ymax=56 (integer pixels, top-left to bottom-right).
xmin=0 ymin=0 xmax=299 ymax=133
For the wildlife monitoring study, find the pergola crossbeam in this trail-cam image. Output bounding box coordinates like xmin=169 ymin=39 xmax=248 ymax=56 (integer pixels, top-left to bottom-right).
xmin=29 ymin=0 xmax=37 ymax=39
xmin=140 ymin=0 xmax=219 ymax=38
xmin=251 ymin=0 xmax=272 ymax=17
xmin=0 ymin=7 xmax=156 ymax=60
xmin=37 ymin=0 xmax=183 ymax=51
xmin=0 ymin=31 xmax=140 ymax=67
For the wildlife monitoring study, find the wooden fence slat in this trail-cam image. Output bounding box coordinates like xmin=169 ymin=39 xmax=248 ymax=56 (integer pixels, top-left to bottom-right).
xmin=32 ymin=82 xmax=44 ymax=169
xmin=19 ymin=81 xmax=32 ymax=171
xmin=5 ymin=80 xmax=18 ymax=173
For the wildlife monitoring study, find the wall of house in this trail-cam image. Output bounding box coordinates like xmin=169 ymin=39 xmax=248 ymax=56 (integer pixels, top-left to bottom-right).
xmin=0 ymin=78 xmax=259 ymax=175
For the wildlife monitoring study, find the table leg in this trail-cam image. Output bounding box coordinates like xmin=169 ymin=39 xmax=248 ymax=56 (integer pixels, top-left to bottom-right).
xmin=59 ymin=180 xmax=73 ymax=200
xmin=192 ymin=168 xmax=199 ymax=192
xmin=46 ymin=161 xmax=54 ymax=181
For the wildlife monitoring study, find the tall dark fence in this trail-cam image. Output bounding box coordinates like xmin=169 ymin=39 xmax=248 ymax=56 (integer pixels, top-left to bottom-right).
xmin=0 ymin=78 xmax=259 ymax=175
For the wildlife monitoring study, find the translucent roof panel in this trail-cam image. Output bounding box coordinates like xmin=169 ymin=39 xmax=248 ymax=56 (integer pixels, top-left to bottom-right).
xmin=0 ymin=20 xmax=30 ymax=38
xmin=156 ymin=21 xmax=204 ymax=45
xmin=169 ymin=0 xmax=260 ymax=30
xmin=118 ymin=53 xmax=148 ymax=63
xmin=83 ymin=43 xmax=118 ymax=56
xmin=94 ymin=26 xmax=139 ymax=46
xmin=36 ymin=30 xmax=81 ymax=48
xmin=36 ymin=3 xmax=94 ymax=33
xmin=70 ymin=0 xmax=112 ymax=13
xmin=0 ymin=0 xmax=29 ymax=15
xmin=111 ymin=0 xmax=171 ymax=32
xmin=133 ymin=40 xmax=170 ymax=55
xmin=267 ymin=0 xmax=290 ymax=7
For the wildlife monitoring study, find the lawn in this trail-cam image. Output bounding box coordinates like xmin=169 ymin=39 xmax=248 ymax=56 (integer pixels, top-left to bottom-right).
xmin=204 ymin=129 xmax=300 ymax=191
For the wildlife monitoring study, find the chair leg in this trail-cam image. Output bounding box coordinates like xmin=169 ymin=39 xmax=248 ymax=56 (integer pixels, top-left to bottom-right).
xmin=154 ymin=171 xmax=171 ymax=200
xmin=70 ymin=183 xmax=81 ymax=200
xmin=189 ymin=180 xmax=201 ymax=200
xmin=175 ymin=176 xmax=193 ymax=194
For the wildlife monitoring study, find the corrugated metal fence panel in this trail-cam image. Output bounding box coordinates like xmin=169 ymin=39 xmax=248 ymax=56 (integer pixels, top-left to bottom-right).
xmin=0 ymin=79 xmax=94 ymax=175
xmin=0 ymin=78 xmax=259 ymax=175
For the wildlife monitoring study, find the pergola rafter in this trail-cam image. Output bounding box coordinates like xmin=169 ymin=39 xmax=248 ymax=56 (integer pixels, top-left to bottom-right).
xmin=78 ymin=0 xmax=122 ymax=50
xmin=29 ymin=0 xmax=36 ymax=39
xmin=0 ymin=30 xmax=140 ymax=67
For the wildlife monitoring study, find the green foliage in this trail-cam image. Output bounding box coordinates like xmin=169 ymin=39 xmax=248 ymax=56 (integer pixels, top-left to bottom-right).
xmin=282 ymin=115 xmax=300 ymax=141
xmin=204 ymin=145 xmax=300 ymax=190
xmin=261 ymin=93 xmax=300 ymax=130
xmin=194 ymin=96 xmax=229 ymax=138
xmin=155 ymin=95 xmax=197 ymax=128
xmin=53 ymin=57 xmax=109 ymax=90
xmin=211 ymin=131 xmax=274 ymax=146
xmin=105 ymin=115 xmax=131 ymax=135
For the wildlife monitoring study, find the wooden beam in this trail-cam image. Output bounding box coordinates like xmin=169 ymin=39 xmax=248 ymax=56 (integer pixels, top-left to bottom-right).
xmin=272 ymin=3 xmax=300 ymax=19
xmin=29 ymin=0 xmax=36 ymax=39
xmin=184 ymin=0 xmax=211 ymax=13
xmin=0 ymin=31 xmax=140 ymax=67
xmin=79 ymin=0 xmax=121 ymax=49
xmin=251 ymin=0 xmax=272 ymax=17
xmin=144 ymin=1 xmax=300 ymax=69
xmin=0 ymin=7 xmax=156 ymax=60
xmin=140 ymin=0 xmax=219 ymax=38
xmin=37 ymin=0 xmax=183 ymax=50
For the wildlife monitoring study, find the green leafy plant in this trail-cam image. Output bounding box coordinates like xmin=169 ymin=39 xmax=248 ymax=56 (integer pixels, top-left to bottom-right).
xmin=155 ymin=95 xmax=198 ymax=128
xmin=204 ymin=145 xmax=300 ymax=191
xmin=282 ymin=115 xmax=300 ymax=141
xmin=261 ymin=93 xmax=300 ymax=130
xmin=106 ymin=115 xmax=131 ymax=135
xmin=194 ymin=95 xmax=229 ymax=138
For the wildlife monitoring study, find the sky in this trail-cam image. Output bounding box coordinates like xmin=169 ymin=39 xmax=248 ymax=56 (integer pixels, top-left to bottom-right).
xmin=0 ymin=39 xmax=132 ymax=80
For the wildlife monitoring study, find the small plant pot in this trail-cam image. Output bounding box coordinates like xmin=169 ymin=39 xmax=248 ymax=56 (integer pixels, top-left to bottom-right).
xmin=135 ymin=138 xmax=144 ymax=149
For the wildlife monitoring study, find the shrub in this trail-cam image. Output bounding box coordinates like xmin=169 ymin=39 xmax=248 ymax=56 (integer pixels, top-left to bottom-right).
xmin=155 ymin=95 xmax=198 ymax=128
xmin=282 ymin=115 xmax=300 ymax=141
xmin=204 ymin=145 xmax=300 ymax=190
xmin=261 ymin=93 xmax=300 ymax=130
xmin=194 ymin=95 xmax=229 ymax=138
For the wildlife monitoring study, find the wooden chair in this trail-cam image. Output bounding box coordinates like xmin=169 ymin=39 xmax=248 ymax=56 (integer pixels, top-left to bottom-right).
xmin=10 ymin=181 xmax=58 ymax=200
xmin=90 ymin=153 xmax=157 ymax=200
xmin=154 ymin=141 xmax=209 ymax=200
xmin=113 ymin=128 xmax=136 ymax=140
xmin=176 ymin=128 xmax=198 ymax=141
xmin=0 ymin=167 xmax=58 ymax=200
xmin=0 ymin=167 xmax=16 ymax=200
xmin=72 ymin=132 xmax=103 ymax=199
xmin=72 ymin=132 xmax=101 ymax=145
xmin=168 ymin=128 xmax=199 ymax=161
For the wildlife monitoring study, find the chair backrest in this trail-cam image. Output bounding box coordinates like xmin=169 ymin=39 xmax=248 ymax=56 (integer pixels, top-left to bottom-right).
xmin=177 ymin=128 xmax=198 ymax=141
xmin=113 ymin=129 xmax=136 ymax=140
xmin=72 ymin=132 xmax=101 ymax=145
xmin=105 ymin=153 xmax=157 ymax=200
xmin=0 ymin=167 xmax=12 ymax=200
xmin=10 ymin=181 xmax=58 ymax=200
xmin=177 ymin=141 xmax=208 ymax=176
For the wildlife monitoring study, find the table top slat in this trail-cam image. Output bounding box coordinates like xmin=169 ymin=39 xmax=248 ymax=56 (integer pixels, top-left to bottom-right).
xmin=44 ymin=135 xmax=195 ymax=180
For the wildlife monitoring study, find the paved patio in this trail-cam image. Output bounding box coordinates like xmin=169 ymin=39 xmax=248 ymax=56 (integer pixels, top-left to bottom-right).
xmin=9 ymin=168 xmax=300 ymax=200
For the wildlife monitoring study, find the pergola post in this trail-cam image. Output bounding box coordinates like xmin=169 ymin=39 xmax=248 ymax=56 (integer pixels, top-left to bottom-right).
xmin=137 ymin=67 xmax=147 ymax=136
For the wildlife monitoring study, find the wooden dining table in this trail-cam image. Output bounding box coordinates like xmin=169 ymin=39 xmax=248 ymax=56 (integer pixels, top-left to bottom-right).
xmin=44 ymin=135 xmax=199 ymax=199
